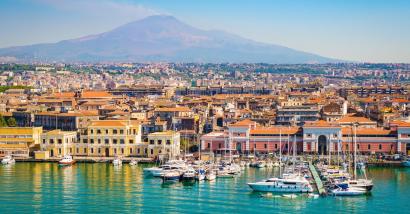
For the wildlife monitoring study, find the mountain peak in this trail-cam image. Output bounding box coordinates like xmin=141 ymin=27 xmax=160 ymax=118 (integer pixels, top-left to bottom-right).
xmin=0 ymin=15 xmax=338 ymax=63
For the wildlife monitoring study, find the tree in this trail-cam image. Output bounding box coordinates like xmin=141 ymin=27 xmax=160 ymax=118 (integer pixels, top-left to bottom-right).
xmin=6 ymin=117 xmax=16 ymax=127
xmin=0 ymin=115 xmax=8 ymax=127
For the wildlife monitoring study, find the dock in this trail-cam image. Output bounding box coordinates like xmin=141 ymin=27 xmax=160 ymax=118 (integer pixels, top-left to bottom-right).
xmin=309 ymin=162 xmax=326 ymax=195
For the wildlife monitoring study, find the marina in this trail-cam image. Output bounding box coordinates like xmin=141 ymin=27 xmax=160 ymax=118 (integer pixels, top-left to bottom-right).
xmin=0 ymin=162 xmax=409 ymax=213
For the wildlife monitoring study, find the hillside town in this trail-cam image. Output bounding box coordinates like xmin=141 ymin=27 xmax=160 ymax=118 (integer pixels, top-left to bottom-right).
xmin=0 ymin=62 xmax=409 ymax=162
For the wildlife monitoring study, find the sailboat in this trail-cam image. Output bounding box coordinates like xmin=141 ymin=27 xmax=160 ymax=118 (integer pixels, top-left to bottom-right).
xmin=248 ymin=127 xmax=314 ymax=193
xmin=331 ymin=123 xmax=373 ymax=195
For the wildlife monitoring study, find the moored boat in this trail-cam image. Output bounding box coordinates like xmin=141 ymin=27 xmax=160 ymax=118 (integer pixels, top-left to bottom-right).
xmin=248 ymin=174 xmax=313 ymax=193
xmin=1 ymin=155 xmax=15 ymax=165
xmin=129 ymin=159 xmax=138 ymax=166
xmin=113 ymin=157 xmax=122 ymax=166
xmin=58 ymin=155 xmax=75 ymax=166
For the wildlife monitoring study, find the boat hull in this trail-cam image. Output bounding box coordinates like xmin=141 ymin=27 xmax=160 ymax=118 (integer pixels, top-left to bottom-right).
xmin=248 ymin=183 xmax=313 ymax=193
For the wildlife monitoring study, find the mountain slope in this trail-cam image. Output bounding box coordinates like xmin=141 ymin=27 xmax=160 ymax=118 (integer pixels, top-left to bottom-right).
xmin=0 ymin=15 xmax=338 ymax=63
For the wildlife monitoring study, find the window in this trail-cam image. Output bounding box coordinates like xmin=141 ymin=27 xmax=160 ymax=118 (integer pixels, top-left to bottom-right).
xmin=98 ymin=148 xmax=101 ymax=154
xmin=121 ymin=148 xmax=124 ymax=154
xmin=120 ymin=129 xmax=124 ymax=134
xmin=70 ymin=148 xmax=72 ymax=153
xmin=357 ymin=144 xmax=360 ymax=149
xmin=97 ymin=129 xmax=101 ymax=134
xmin=150 ymin=149 xmax=153 ymax=155
xmin=91 ymin=148 xmax=94 ymax=153
xmin=76 ymin=148 xmax=79 ymax=153
xmin=105 ymin=129 xmax=109 ymax=134
xmin=98 ymin=139 xmax=101 ymax=144
xmin=113 ymin=129 xmax=118 ymax=134
xmin=219 ymin=143 xmax=222 ymax=148
xmin=275 ymin=144 xmax=278 ymax=149
xmin=130 ymin=148 xmax=133 ymax=154
xmin=50 ymin=139 xmax=54 ymax=144
xmin=166 ymin=140 xmax=171 ymax=145
xmin=133 ymin=129 xmax=136 ymax=135
xmin=144 ymin=148 xmax=147 ymax=154
xmin=391 ymin=144 xmax=394 ymax=150
xmin=84 ymin=148 xmax=87 ymax=153
xmin=306 ymin=134 xmax=312 ymax=137
xmin=379 ymin=144 xmax=382 ymax=150
xmin=254 ymin=144 xmax=256 ymax=148
xmin=91 ymin=129 xmax=94 ymax=134
xmin=150 ymin=140 xmax=154 ymax=145
xmin=137 ymin=148 xmax=140 ymax=154
xmin=129 ymin=139 xmax=134 ymax=144
xmin=368 ymin=144 xmax=371 ymax=150
xmin=90 ymin=139 xmax=94 ymax=144
xmin=58 ymin=148 xmax=61 ymax=154
xmin=113 ymin=139 xmax=118 ymax=144
xmin=114 ymin=148 xmax=117 ymax=154
xmin=105 ymin=139 xmax=109 ymax=144
xmin=207 ymin=143 xmax=210 ymax=148
xmin=43 ymin=139 xmax=46 ymax=144
xmin=83 ymin=139 xmax=87 ymax=144
xmin=120 ymin=139 xmax=125 ymax=144
xmin=158 ymin=140 xmax=162 ymax=145
xmin=264 ymin=144 xmax=267 ymax=149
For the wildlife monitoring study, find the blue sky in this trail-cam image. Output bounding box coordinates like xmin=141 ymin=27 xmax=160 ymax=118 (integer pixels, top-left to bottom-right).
xmin=1 ymin=0 xmax=409 ymax=62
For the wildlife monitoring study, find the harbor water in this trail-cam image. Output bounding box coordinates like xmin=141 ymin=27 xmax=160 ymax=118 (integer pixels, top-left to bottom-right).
xmin=0 ymin=163 xmax=409 ymax=213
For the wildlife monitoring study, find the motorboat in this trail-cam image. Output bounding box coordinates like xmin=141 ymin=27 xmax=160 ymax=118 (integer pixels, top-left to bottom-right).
xmin=129 ymin=159 xmax=138 ymax=166
xmin=248 ymin=174 xmax=313 ymax=193
xmin=402 ymin=158 xmax=410 ymax=167
xmin=256 ymin=161 xmax=266 ymax=168
xmin=205 ymin=171 xmax=216 ymax=181
xmin=58 ymin=155 xmax=75 ymax=166
xmin=144 ymin=160 xmax=187 ymax=177
xmin=162 ymin=170 xmax=181 ymax=182
xmin=1 ymin=155 xmax=15 ymax=165
xmin=113 ymin=157 xmax=122 ymax=166
xmin=357 ymin=162 xmax=366 ymax=170
xmin=346 ymin=179 xmax=373 ymax=192
xmin=196 ymin=169 xmax=206 ymax=181
xmin=330 ymin=183 xmax=367 ymax=196
xmin=182 ymin=168 xmax=196 ymax=181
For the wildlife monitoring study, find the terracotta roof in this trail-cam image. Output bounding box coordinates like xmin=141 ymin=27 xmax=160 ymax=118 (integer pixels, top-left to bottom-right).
xmin=304 ymin=120 xmax=338 ymax=127
xmin=250 ymin=127 xmax=299 ymax=135
xmin=52 ymin=92 xmax=75 ymax=98
xmin=229 ymin=119 xmax=256 ymax=127
xmin=341 ymin=127 xmax=393 ymax=135
xmin=392 ymin=98 xmax=410 ymax=103
xmin=89 ymin=120 xmax=139 ymax=127
xmin=154 ymin=107 xmax=191 ymax=112
xmin=337 ymin=116 xmax=375 ymax=124
xmin=390 ymin=120 xmax=410 ymax=127
xmin=81 ymin=91 xmax=112 ymax=98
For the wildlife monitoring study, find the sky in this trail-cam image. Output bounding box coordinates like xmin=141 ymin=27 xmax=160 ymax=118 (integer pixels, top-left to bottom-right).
xmin=0 ymin=0 xmax=409 ymax=63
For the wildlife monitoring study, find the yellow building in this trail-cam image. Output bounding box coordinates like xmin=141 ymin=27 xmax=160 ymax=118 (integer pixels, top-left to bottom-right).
xmin=78 ymin=120 xmax=141 ymax=157
xmin=0 ymin=127 xmax=43 ymax=158
xmin=145 ymin=131 xmax=180 ymax=160
xmin=41 ymin=129 xmax=77 ymax=158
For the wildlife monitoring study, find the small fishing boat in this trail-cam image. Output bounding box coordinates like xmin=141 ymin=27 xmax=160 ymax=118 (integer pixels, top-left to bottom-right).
xmin=113 ymin=157 xmax=122 ymax=166
xmin=58 ymin=155 xmax=75 ymax=166
xmin=129 ymin=159 xmax=138 ymax=166
xmin=1 ymin=155 xmax=15 ymax=165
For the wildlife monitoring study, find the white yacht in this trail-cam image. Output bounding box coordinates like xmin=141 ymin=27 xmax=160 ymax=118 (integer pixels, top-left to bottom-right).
xmin=113 ymin=157 xmax=122 ymax=166
xmin=248 ymin=174 xmax=313 ymax=193
xmin=1 ymin=155 xmax=15 ymax=165
xmin=58 ymin=155 xmax=75 ymax=166
xmin=402 ymin=158 xmax=410 ymax=167
xmin=205 ymin=171 xmax=216 ymax=181
xmin=182 ymin=168 xmax=196 ymax=181
xmin=196 ymin=169 xmax=206 ymax=181
xmin=330 ymin=184 xmax=367 ymax=196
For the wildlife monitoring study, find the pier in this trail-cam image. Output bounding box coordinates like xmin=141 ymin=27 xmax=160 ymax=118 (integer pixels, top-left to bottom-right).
xmin=309 ymin=162 xmax=326 ymax=195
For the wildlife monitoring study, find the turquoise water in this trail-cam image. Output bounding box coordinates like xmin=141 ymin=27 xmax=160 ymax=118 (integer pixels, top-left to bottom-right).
xmin=0 ymin=163 xmax=409 ymax=213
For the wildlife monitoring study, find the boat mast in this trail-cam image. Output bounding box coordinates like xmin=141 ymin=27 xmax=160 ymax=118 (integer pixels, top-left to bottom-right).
xmin=353 ymin=122 xmax=357 ymax=179
xmin=279 ymin=128 xmax=282 ymax=176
